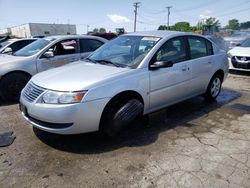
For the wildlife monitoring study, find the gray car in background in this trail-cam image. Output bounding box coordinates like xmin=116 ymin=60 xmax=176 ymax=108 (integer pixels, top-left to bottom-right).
xmin=0 ymin=35 xmax=107 ymax=101
xmin=0 ymin=38 xmax=37 ymax=54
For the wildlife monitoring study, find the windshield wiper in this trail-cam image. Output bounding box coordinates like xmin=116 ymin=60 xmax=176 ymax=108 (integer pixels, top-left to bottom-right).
xmin=85 ymin=57 xmax=97 ymax=64
xmin=96 ymin=60 xmax=121 ymax=67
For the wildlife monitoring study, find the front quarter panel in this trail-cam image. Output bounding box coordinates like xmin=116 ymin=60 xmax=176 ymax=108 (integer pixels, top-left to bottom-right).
xmin=83 ymin=68 xmax=150 ymax=113
xmin=0 ymin=56 xmax=37 ymax=77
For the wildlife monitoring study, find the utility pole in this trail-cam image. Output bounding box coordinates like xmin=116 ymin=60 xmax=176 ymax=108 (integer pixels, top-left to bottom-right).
xmin=166 ymin=6 xmax=172 ymax=30
xmin=86 ymin=24 xmax=89 ymax=33
xmin=133 ymin=2 xmax=141 ymax=32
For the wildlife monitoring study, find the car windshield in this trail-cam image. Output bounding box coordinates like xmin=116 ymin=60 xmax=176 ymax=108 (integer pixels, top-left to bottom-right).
xmin=89 ymin=35 xmax=161 ymax=68
xmin=240 ymin=38 xmax=250 ymax=47
xmin=14 ymin=38 xmax=53 ymax=57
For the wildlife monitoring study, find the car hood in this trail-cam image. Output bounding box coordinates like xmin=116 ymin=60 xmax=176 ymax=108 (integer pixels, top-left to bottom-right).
xmin=0 ymin=54 xmax=27 ymax=65
xmin=228 ymin=47 xmax=250 ymax=56
xmin=32 ymin=61 xmax=131 ymax=91
xmin=224 ymin=37 xmax=246 ymax=42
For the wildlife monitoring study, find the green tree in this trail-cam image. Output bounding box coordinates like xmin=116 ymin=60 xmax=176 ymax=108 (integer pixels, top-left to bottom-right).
xmin=240 ymin=21 xmax=250 ymax=29
xmin=93 ymin=28 xmax=99 ymax=32
xmin=228 ymin=19 xmax=239 ymax=30
xmin=99 ymin=28 xmax=106 ymax=33
xmin=204 ymin=17 xmax=220 ymax=27
xmin=158 ymin=25 xmax=167 ymax=30
xmin=174 ymin=22 xmax=190 ymax=31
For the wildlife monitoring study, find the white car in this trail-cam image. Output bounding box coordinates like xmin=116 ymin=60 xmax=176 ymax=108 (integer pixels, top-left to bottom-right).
xmin=20 ymin=31 xmax=228 ymax=136
xmin=228 ymin=38 xmax=250 ymax=71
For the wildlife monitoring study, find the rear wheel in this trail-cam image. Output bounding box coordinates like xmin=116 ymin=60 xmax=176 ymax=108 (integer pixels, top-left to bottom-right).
xmin=101 ymin=98 xmax=144 ymax=137
xmin=204 ymin=74 xmax=222 ymax=101
xmin=0 ymin=73 xmax=30 ymax=102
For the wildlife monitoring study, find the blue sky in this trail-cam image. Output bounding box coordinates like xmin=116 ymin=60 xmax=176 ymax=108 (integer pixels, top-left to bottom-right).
xmin=0 ymin=0 xmax=249 ymax=33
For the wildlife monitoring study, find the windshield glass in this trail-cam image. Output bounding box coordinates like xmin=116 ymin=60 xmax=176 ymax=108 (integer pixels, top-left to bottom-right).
xmin=241 ymin=38 xmax=250 ymax=47
xmin=89 ymin=36 xmax=161 ymax=68
xmin=14 ymin=38 xmax=53 ymax=57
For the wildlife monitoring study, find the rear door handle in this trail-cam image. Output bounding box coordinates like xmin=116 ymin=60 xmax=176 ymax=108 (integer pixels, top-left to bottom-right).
xmin=208 ymin=62 xmax=212 ymax=64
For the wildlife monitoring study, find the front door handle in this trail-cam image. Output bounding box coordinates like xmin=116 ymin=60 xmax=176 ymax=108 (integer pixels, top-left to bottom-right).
xmin=182 ymin=65 xmax=189 ymax=71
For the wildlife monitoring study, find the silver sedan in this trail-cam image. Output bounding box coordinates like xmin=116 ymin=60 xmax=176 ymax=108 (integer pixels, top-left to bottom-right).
xmin=20 ymin=31 xmax=228 ymax=136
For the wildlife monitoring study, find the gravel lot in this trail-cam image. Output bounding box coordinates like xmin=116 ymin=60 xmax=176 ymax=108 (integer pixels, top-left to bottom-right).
xmin=0 ymin=71 xmax=250 ymax=188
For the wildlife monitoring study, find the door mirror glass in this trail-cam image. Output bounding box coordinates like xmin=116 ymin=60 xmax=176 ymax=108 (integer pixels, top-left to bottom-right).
xmin=150 ymin=61 xmax=173 ymax=70
xmin=2 ymin=47 xmax=13 ymax=54
xmin=43 ymin=51 xmax=54 ymax=58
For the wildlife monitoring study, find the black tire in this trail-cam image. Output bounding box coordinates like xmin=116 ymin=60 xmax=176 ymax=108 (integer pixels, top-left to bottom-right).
xmin=0 ymin=73 xmax=30 ymax=102
xmin=101 ymin=99 xmax=144 ymax=137
xmin=204 ymin=74 xmax=222 ymax=101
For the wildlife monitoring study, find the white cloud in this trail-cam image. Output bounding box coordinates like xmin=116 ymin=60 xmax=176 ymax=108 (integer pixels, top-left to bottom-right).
xmin=200 ymin=10 xmax=212 ymax=19
xmin=107 ymin=14 xmax=130 ymax=24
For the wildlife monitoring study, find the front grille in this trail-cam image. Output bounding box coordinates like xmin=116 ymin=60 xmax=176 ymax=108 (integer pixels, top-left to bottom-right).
xmin=231 ymin=56 xmax=250 ymax=69
xmin=235 ymin=56 xmax=250 ymax=61
xmin=22 ymin=82 xmax=45 ymax=102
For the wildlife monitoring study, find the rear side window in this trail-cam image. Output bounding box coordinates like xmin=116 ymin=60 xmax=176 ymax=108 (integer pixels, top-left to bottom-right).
xmin=155 ymin=37 xmax=188 ymax=64
xmin=80 ymin=39 xmax=104 ymax=53
xmin=188 ymin=36 xmax=213 ymax=59
xmin=188 ymin=37 xmax=207 ymax=59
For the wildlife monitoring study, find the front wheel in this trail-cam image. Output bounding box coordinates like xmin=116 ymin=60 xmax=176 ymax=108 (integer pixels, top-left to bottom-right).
xmin=204 ymin=74 xmax=222 ymax=101
xmin=101 ymin=99 xmax=144 ymax=137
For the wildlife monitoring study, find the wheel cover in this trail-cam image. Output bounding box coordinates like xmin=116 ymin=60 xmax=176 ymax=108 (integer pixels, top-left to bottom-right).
xmin=210 ymin=77 xmax=221 ymax=98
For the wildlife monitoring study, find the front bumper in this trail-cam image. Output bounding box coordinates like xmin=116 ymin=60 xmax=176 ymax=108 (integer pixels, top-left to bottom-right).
xmin=228 ymin=58 xmax=250 ymax=72
xmin=20 ymin=97 xmax=110 ymax=135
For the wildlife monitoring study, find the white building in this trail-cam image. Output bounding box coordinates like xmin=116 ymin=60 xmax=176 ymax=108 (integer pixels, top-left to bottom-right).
xmin=0 ymin=23 xmax=77 ymax=37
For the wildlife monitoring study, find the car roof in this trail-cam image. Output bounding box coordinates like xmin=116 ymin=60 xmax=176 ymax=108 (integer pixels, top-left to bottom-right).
xmin=44 ymin=35 xmax=108 ymax=42
xmin=124 ymin=30 xmax=200 ymax=39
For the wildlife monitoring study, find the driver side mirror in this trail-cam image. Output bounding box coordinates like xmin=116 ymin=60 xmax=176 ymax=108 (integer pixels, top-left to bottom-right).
xmin=236 ymin=43 xmax=241 ymax=46
xmin=43 ymin=51 xmax=54 ymax=58
xmin=150 ymin=61 xmax=173 ymax=70
xmin=2 ymin=47 xmax=13 ymax=54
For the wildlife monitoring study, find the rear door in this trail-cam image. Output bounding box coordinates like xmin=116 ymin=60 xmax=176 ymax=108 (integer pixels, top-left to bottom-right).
xmin=79 ymin=39 xmax=104 ymax=59
xmin=187 ymin=36 xmax=214 ymax=95
xmin=37 ymin=38 xmax=80 ymax=72
xmin=149 ymin=36 xmax=192 ymax=110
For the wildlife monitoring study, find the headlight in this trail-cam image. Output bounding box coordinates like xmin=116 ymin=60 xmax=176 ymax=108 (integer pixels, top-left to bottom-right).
xmin=42 ymin=91 xmax=86 ymax=104
xmin=227 ymin=52 xmax=233 ymax=58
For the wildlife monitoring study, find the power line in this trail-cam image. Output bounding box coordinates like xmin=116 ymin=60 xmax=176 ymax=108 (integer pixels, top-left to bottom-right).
xmin=133 ymin=2 xmax=141 ymax=32
xmin=217 ymin=7 xmax=250 ymax=18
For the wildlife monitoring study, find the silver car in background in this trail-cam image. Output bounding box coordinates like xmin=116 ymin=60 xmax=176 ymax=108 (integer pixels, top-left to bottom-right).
xmin=0 ymin=35 xmax=107 ymax=101
xmin=0 ymin=38 xmax=37 ymax=55
xmin=20 ymin=31 xmax=228 ymax=136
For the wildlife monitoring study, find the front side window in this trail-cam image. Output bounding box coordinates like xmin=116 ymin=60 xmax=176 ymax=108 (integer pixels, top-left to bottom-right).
xmin=89 ymin=36 xmax=161 ymax=68
xmin=80 ymin=39 xmax=103 ymax=53
xmin=155 ymin=37 xmax=188 ymax=63
xmin=48 ymin=39 xmax=77 ymax=56
xmin=14 ymin=39 xmax=53 ymax=57
xmin=188 ymin=37 xmax=208 ymax=59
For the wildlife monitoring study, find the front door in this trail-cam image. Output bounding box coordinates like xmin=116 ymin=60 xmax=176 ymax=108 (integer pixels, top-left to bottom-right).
xmin=149 ymin=36 xmax=192 ymax=110
xmin=37 ymin=39 xmax=80 ymax=72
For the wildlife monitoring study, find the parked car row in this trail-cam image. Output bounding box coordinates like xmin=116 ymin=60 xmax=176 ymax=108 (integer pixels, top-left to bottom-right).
xmin=18 ymin=31 xmax=229 ymax=136
xmin=0 ymin=35 xmax=107 ymax=101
